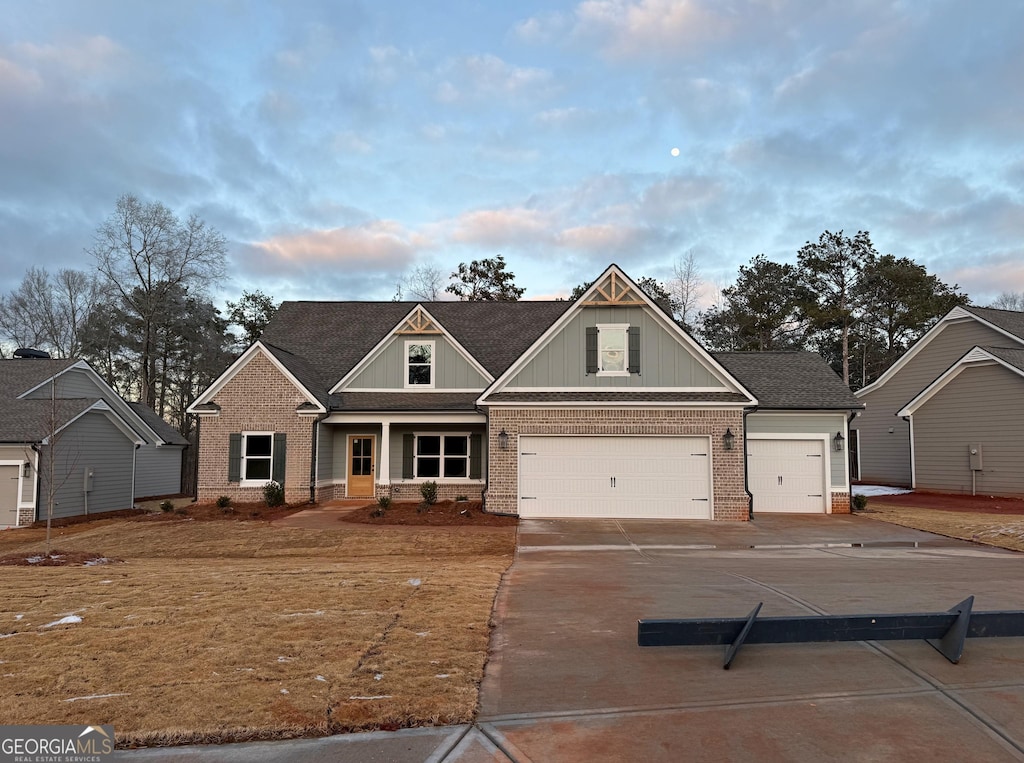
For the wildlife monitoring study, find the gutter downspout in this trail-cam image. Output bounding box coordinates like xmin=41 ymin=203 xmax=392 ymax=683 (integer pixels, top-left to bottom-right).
xmin=848 ymin=410 xmax=860 ymax=510
xmin=131 ymin=443 xmax=140 ymax=509
xmin=742 ymin=407 xmax=758 ymax=520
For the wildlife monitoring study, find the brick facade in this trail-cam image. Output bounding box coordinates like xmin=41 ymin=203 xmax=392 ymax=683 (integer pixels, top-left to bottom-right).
xmin=831 ymin=492 xmax=851 ymax=514
xmin=196 ymin=352 xmax=316 ymax=504
xmin=485 ymin=407 xmax=749 ymax=520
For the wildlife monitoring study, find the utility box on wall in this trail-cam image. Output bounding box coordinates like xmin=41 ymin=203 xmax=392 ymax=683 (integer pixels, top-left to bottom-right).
xmin=83 ymin=467 xmax=94 ymax=492
xmin=968 ymin=444 xmax=983 ymax=472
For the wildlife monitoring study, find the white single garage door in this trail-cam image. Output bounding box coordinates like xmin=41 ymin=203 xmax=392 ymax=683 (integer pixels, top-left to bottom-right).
xmin=748 ymin=439 xmax=828 ymax=513
xmin=1 ymin=465 xmax=20 ymax=528
xmin=518 ymin=436 xmax=711 ymax=519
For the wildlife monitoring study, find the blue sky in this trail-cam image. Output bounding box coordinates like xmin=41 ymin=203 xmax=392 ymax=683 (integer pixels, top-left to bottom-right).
xmin=2 ymin=0 xmax=1022 ymax=308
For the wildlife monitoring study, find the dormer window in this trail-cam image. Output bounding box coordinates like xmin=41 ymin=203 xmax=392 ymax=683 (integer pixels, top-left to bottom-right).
xmin=586 ymin=324 xmax=640 ymax=376
xmin=405 ymin=340 xmax=435 ymax=388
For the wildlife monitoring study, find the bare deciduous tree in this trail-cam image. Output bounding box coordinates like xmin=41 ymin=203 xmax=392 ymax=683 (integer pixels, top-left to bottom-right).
xmin=991 ymin=292 xmax=1024 ymax=311
xmin=668 ymin=250 xmax=703 ymax=329
xmin=0 ymin=267 xmax=101 ymax=357
xmin=401 ymin=264 xmax=446 ymax=301
xmin=87 ymin=194 xmax=226 ymax=407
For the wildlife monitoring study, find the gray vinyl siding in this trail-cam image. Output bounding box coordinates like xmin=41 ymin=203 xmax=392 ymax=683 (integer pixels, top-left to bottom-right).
xmin=506 ymin=307 xmax=725 ymax=388
xmin=913 ymin=363 xmax=1024 ymax=496
xmin=387 ymin=424 xmax=487 ymax=481
xmin=317 ymin=422 xmax=334 ymax=483
xmin=856 ymin=319 xmax=1020 ymax=485
xmin=346 ymin=335 xmax=488 ymax=389
xmin=135 ymin=445 xmax=183 ymax=497
xmin=39 ymin=412 xmax=135 ymax=519
xmin=746 ymin=413 xmax=848 ymax=488
xmin=24 ymin=369 xmax=102 ymax=399
xmin=0 ymin=444 xmax=35 ymax=504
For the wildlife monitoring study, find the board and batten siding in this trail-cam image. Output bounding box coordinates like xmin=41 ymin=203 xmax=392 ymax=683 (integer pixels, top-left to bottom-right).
xmin=506 ymin=306 xmax=725 ymax=388
xmin=857 ymin=319 xmax=1020 ymax=486
xmin=134 ymin=445 xmax=183 ymax=497
xmin=912 ymin=363 xmax=1024 ymax=496
xmin=346 ymin=334 xmax=488 ymax=389
xmin=746 ymin=413 xmax=848 ymax=489
xmin=40 ymin=412 xmax=135 ymax=519
xmin=316 ymin=422 xmax=334 ymax=483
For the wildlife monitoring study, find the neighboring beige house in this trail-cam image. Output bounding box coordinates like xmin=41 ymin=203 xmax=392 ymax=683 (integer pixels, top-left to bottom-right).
xmin=854 ymin=305 xmax=1024 ymax=494
xmin=190 ymin=265 xmax=862 ymax=519
xmin=0 ymin=357 xmax=187 ymax=528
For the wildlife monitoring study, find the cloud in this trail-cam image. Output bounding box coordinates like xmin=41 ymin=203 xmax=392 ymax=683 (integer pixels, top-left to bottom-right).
xmin=447 ymin=208 xmax=554 ymax=247
xmin=572 ymin=0 xmax=735 ymax=59
xmin=434 ymin=54 xmax=554 ymax=103
xmin=252 ymin=221 xmax=430 ymax=270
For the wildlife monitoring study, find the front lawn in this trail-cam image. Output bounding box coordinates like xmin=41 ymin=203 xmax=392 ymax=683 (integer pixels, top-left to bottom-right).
xmin=864 ymin=502 xmax=1024 ymax=553
xmin=0 ymin=514 xmax=516 ymax=747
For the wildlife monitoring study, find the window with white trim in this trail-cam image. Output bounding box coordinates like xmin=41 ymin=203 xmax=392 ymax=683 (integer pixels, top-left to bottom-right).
xmin=405 ymin=340 xmax=435 ymax=388
xmin=242 ymin=432 xmax=273 ymax=482
xmin=597 ymin=324 xmax=628 ymax=376
xmin=415 ymin=434 xmax=469 ymax=478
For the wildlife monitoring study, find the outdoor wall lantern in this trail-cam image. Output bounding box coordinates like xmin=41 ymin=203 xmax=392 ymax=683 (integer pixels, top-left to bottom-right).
xmin=722 ymin=427 xmax=735 ymax=451
xmin=833 ymin=431 xmax=845 ymax=452
xmin=497 ymin=429 xmax=509 ymax=451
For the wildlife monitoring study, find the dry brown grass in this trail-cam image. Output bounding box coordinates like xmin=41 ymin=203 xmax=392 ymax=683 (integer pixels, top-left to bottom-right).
xmin=0 ymin=515 xmax=516 ymax=747
xmin=864 ymin=503 xmax=1024 ymax=553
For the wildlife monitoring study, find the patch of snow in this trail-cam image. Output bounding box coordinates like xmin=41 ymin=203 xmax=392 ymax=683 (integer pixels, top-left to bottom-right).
xmin=14 ymin=615 xmax=23 ymax=621
xmin=374 ymin=673 xmax=383 ymax=681
xmin=408 ymin=578 xmax=421 ymax=587
xmin=236 ymin=668 xmax=255 ymax=672
xmin=415 ymin=631 xmax=429 ymax=637
xmin=0 ymin=634 xmax=16 ymax=639
xmin=25 ymin=555 xmax=44 ymax=564
xmin=43 ymin=615 xmax=81 ymax=628
xmin=281 ymin=610 xmax=324 ymax=617
xmin=99 ymin=580 xmax=112 ymax=584
xmin=62 ymin=693 xmax=129 ymax=703
xmin=348 ymin=695 xmax=391 ymax=700
xmin=280 ymin=689 xmax=289 ymax=695
xmin=852 ymin=485 xmax=913 ymax=497
xmin=277 ymin=656 xmax=294 ymax=663
xmin=435 ymin=674 xmax=450 ymax=679
xmin=83 ymin=557 xmax=111 ymax=566
xmin=315 ymin=675 xmax=327 ymax=682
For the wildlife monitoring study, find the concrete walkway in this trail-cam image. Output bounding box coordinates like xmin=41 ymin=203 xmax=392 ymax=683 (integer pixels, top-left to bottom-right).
xmin=270 ymin=499 xmax=371 ymax=529
xmin=119 ymin=515 xmax=1024 ymax=761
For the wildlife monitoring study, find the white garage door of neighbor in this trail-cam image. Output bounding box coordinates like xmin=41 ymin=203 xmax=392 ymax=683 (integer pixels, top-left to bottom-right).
xmin=748 ymin=439 xmax=828 ymax=513
xmin=1 ymin=465 xmax=20 ymax=528
xmin=518 ymin=436 xmax=711 ymax=519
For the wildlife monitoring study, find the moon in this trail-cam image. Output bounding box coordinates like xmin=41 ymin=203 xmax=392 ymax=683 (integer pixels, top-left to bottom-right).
xmin=670 ymin=147 xmax=680 ymax=157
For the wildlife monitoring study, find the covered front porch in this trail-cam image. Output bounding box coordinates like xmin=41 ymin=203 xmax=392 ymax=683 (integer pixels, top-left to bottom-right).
xmin=314 ymin=410 xmax=488 ymax=503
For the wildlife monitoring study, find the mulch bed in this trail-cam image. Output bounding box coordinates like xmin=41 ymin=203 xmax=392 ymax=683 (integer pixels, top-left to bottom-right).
xmin=0 ymin=550 xmax=122 ymax=567
xmin=133 ymin=501 xmax=306 ymax=522
xmin=862 ymin=490 xmax=1024 ymax=515
xmin=343 ymin=500 xmax=518 ymax=527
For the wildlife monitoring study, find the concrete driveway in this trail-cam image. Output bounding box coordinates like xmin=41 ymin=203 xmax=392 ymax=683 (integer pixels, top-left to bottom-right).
xmin=475 ymin=515 xmax=1024 ymax=762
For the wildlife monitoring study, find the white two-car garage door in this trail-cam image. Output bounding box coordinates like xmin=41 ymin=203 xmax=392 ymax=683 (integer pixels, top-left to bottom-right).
xmin=518 ymin=436 xmax=711 ymax=519
xmin=748 ymin=438 xmax=828 ymax=513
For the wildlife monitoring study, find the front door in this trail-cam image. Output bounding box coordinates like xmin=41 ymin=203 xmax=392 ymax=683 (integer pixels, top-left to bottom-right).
xmin=1 ymin=465 xmax=21 ymax=527
xmin=347 ymin=435 xmax=376 ymax=498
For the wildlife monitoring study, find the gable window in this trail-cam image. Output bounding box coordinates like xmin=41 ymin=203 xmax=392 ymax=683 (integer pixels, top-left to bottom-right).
xmin=586 ymin=324 xmax=641 ymax=376
xmin=242 ymin=432 xmax=273 ymax=481
xmin=405 ymin=340 xmax=435 ymax=388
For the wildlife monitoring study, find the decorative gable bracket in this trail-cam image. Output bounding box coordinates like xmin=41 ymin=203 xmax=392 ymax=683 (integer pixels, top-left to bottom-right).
xmin=581 ymin=271 xmax=646 ymax=307
xmin=395 ymin=306 xmax=442 ymax=334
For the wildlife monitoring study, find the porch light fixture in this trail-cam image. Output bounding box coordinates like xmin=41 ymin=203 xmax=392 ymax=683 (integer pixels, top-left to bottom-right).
xmin=833 ymin=431 xmax=845 ymax=452
xmin=722 ymin=427 xmax=735 ymax=451
xmin=497 ymin=429 xmax=509 ymax=451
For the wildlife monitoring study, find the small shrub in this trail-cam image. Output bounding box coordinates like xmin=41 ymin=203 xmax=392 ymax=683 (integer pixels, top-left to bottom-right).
xmin=263 ymin=481 xmax=285 ymax=508
xmin=372 ymin=495 xmax=391 ymax=518
xmin=159 ymin=500 xmax=173 ymax=512
xmin=215 ymin=495 xmax=231 ymax=509
xmin=420 ymin=481 xmax=438 ymax=506
xmin=852 ymin=494 xmax=868 ymax=511
xmin=455 ymin=495 xmax=468 ymax=502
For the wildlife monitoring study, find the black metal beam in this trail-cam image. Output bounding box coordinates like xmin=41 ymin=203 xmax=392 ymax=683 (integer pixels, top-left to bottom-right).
xmin=639 ymin=596 xmax=1024 ymax=669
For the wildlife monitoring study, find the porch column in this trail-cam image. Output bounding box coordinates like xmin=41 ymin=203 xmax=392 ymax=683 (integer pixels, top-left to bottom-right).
xmin=378 ymin=422 xmax=391 ymax=488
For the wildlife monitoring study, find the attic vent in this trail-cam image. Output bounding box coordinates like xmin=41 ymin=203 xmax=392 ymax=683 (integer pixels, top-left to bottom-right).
xmin=13 ymin=348 xmax=51 ymax=359
xmin=396 ymin=306 xmax=442 ymax=335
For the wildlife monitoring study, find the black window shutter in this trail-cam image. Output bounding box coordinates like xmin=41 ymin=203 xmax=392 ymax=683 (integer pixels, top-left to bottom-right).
xmin=402 ymin=433 xmax=415 ymax=479
xmin=228 ymin=433 xmax=242 ymax=483
xmin=469 ymin=433 xmax=483 ymax=479
xmin=585 ymin=326 xmax=599 ymax=374
xmin=272 ymin=433 xmax=287 ymax=486
xmin=628 ymin=326 xmax=641 ymax=374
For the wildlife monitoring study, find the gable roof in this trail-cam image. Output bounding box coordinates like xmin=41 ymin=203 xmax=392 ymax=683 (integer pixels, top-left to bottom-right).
xmin=0 ymin=397 xmax=97 ymax=442
xmin=127 ymin=403 xmax=189 ymax=446
xmin=0 ymin=358 xmax=79 ymax=400
xmin=478 ymin=264 xmax=757 ymax=405
xmin=713 ymin=351 xmax=863 ymax=410
xmin=856 ymin=305 xmax=1024 ymax=397
xmin=897 ymin=345 xmax=1024 ymax=417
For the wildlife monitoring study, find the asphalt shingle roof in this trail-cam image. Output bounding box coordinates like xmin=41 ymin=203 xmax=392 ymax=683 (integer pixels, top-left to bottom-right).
xmin=0 ymin=358 xmax=88 ymax=442
xmin=0 ymin=358 xmax=78 ymax=400
xmin=713 ymin=351 xmax=863 ymax=410
xmin=980 ymin=346 xmax=1024 ymax=374
xmin=259 ymin=300 xmax=573 ymax=404
xmin=484 ymin=391 xmax=751 ymax=404
xmin=329 ymin=392 xmax=480 ymax=411
xmin=127 ymin=402 xmax=189 ymax=446
xmin=964 ymin=306 xmax=1024 ymax=342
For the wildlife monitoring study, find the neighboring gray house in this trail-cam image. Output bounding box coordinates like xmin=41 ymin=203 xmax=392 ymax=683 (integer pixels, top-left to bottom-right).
xmin=0 ymin=357 xmax=186 ymax=528
xmin=190 ymin=264 xmax=863 ymax=518
xmin=128 ymin=402 xmax=189 ymax=498
xmin=854 ymin=305 xmax=1024 ymax=494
